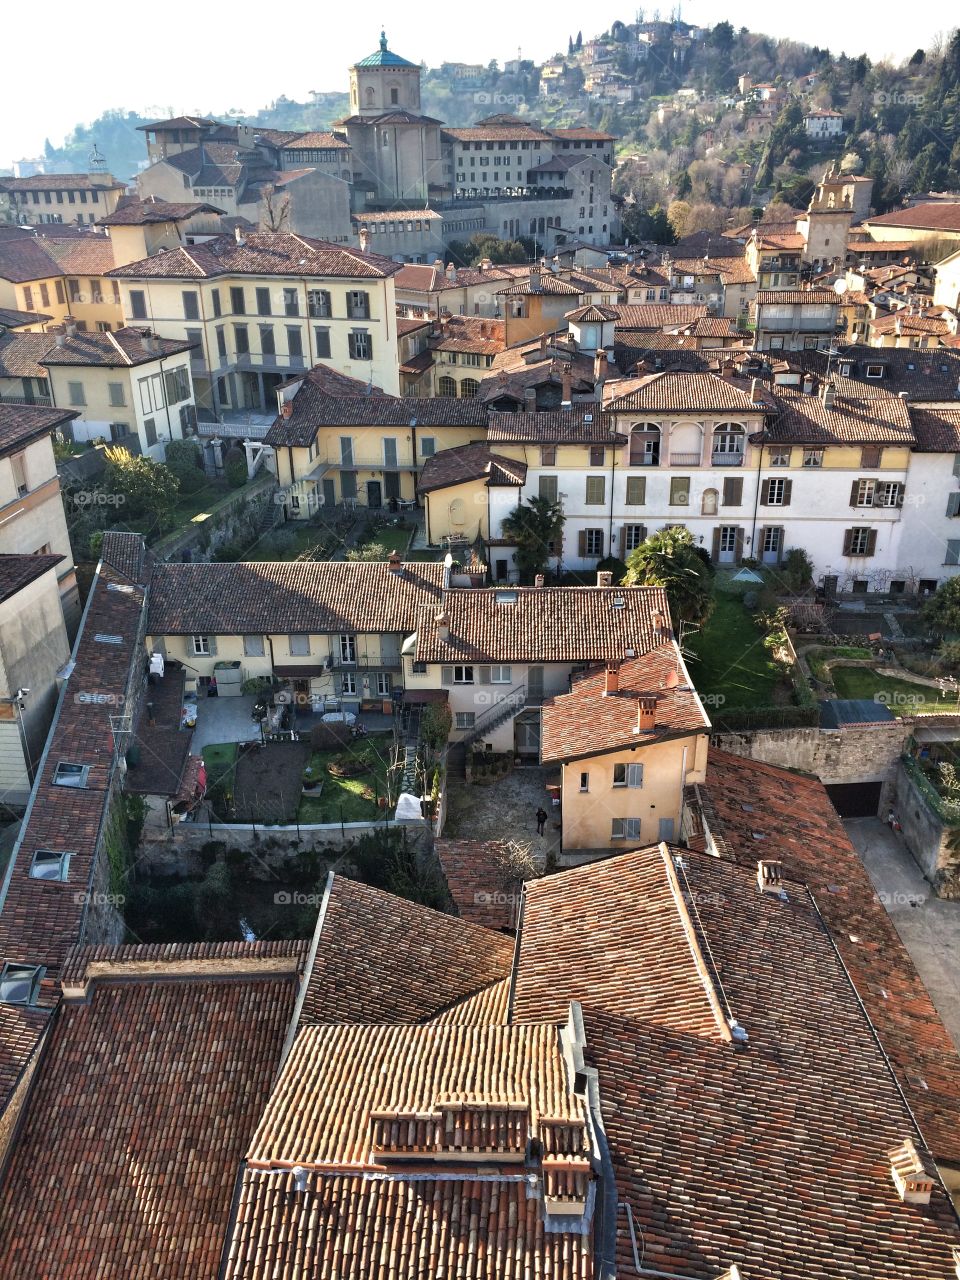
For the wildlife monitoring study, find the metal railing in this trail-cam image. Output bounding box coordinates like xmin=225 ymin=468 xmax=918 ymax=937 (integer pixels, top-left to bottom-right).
xmin=459 ymin=683 xmax=528 ymax=750
xmin=669 ymin=451 xmax=701 ymax=466
xmin=711 ymin=452 xmax=744 ymax=467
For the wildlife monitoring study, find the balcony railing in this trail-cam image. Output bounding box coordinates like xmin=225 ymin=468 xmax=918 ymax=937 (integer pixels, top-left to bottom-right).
xmin=627 ymin=454 xmax=660 ymax=467
xmin=711 ymin=452 xmax=744 ymax=467
xmin=670 ymin=451 xmax=702 ymax=466
xmin=0 ymin=392 xmax=53 ymax=407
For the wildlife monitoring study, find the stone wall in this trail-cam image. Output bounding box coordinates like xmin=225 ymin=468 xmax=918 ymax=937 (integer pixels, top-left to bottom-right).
xmin=894 ymin=761 xmax=958 ymax=895
xmin=711 ymin=719 xmax=911 ymax=790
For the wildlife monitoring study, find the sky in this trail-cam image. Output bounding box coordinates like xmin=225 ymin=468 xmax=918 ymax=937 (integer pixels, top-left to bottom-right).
xmin=2 ymin=1 xmax=954 ymax=168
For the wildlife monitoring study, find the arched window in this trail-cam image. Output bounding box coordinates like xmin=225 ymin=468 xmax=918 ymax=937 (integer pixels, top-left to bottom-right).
xmin=629 ymin=424 xmax=660 ymax=467
xmin=701 ymin=487 xmax=719 ymax=516
xmin=364 ymin=86 xmax=376 ymax=106
xmin=449 ymin=498 xmax=466 ymax=529
xmin=437 ymin=375 xmax=457 ymax=397
xmin=712 ymin=423 xmax=744 ymax=464
xmin=460 ymin=378 xmax=480 ymax=398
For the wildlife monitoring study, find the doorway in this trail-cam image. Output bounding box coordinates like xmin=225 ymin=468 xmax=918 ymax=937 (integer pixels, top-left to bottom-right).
xmin=366 ymin=480 xmax=382 ymax=508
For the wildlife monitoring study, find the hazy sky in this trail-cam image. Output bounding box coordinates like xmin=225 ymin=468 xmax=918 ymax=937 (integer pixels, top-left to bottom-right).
xmin=2 ymin=1 xmax=953 ymax=168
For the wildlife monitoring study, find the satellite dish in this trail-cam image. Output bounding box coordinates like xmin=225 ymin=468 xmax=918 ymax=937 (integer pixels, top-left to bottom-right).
xmin=833 ymin=278 xmax=848 ymax=295
xmin=665 ymin=670 xmax=680 ymax=688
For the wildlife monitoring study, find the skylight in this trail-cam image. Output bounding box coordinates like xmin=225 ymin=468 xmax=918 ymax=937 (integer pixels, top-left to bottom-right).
xmin=0 ymin=963 xmax=42 ymax=1006
xmin=53 ymin=762 xmax=89 ymax=788
xmin=30 ymin=849 xmax=70 ymax=882
xmin=495 ymin=590 xmax=517 ymax=604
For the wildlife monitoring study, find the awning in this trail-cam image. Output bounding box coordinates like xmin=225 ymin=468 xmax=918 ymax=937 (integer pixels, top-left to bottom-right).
xmin=273 ymin=664 xmax=327 ymax=678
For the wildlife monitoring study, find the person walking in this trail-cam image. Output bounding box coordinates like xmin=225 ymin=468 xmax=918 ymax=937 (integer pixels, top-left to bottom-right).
xmin=536 ymin=806 xmax=548 ymax=837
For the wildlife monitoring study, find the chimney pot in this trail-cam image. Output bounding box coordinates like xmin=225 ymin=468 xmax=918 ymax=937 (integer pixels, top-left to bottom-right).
xmin=281 ymin=401 xmax=293 ymax=418
xmin=359 ymin=227 xmax=370 ymax=253
xmin=561 ymin=366 xmax=572 ymax=408
xmin=534 ymin=573 xmax=545 ymax=588
xmin=757 ymin=859 xmax=784 ymax=894
xmin=603 ymin=662 xmax=619 ymax=696
xmin=435 ymin=610 xmax=450 ymax=642
xmin=633 ymin=695 xmax=657 ymax=733
xmin=888 ymin=1138 xmax=935 ymax=1205
xmin=387 ymin=550 xmax=402 ymax=572
xmin=822 ymin=380 xmax=836 ymax=409
xmin=597 ymin=570 xmax=613 ymax=587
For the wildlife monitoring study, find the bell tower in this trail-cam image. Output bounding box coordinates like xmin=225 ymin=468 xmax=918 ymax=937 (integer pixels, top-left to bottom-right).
xmin=349 ymin=31 xmax=422 ymax=118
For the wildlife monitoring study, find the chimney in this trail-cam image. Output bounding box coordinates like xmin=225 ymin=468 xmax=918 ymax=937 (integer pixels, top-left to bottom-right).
xmin=539 ymin=332 xmax=548 ymax=358
xmin=387 ymin=550 xmax=402 ymax=573
xmin=523 ymin=386 xmax=537 ymax=411
xmin=888 ymin=1139 xmax=935 ymax=1205
xmin=445 ymin=262 xmax=457 ymax=281
xmin=142 ymin=331 xmax=156 ymax=354
xmin=534 ymin=573 xmax=545 ymax=588
xmin=359 ymin=227 xmax=370 ymax=253
xmin=234 ymin=225 xmax=245 ymax=246
xmin=633 ymin=696 xmax=656 ymax=733
xmin=603 ymin=662 xmax=619 ymax=696
xmin=63 ymin=315 xmax=78 ymax=337
xmin=822 ymin=380 xmax=836 ymax=409
xmin=530 ymin=265 xmax=542 ymax=293
xmin=53 ymin=329 xmax=66 ymax=348
xmin=756 ymin=859 xmax=784 ymax=894
xmin=750 ymin=377 xmax=763 ymax=403
xmin=594 ymin=351 xmax=608 ymax=385
xmin=596 ymin=570 xmax=613 ymax=587
xmin=801 ymin=372 xmax=815 ymax=395
xmin=435 ymin=610 xmax=450 ymax=642
xmin=479 ymin=256 xmax=492 ymax=272
xmin=561 ymin=366 xmax=572 ymax=408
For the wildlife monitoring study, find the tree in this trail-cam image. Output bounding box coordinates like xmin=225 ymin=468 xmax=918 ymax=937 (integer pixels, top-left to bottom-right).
xmin=623 ymin=527 xmax=714 ymax=625
xmin=909 ymin=48 xmax=925 ymax=67
xmin=259 ymin=184 xmax=290 ymax=232
xmin=500 ymin=495 xmax=564 ymax=582
xmin=164 ymin=439 xmax=206 ymax=494
xmin=675 ymin=169 xmax=692 ymax=199
xmin=224 ymin=445 xmax=248 ymax=488
xmin=923 ymin=578 xmax=960 ymax=635
xmin=102 ymin=448 xmax=179 ymax=524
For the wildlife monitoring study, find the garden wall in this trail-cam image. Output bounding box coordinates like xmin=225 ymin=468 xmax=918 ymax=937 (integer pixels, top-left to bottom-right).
xmin=711 ymin=720 xmax=911 ymax=789
xmin=894 ymin=760 xmax=957 ymax=894
xmin=153 ymin=473 xmax=279 ymax=562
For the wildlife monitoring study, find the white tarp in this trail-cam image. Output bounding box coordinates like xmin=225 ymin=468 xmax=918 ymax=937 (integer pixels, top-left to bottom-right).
xmin=394 ymin=792 xmax=425 ymax=821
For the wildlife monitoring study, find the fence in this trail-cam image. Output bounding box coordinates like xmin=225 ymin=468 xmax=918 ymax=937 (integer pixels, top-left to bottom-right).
xmin=711 ymin=705 xmax=820 ymax=733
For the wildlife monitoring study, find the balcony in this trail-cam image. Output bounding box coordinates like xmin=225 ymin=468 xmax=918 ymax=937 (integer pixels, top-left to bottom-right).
xmin=670 ymin=451 xmax=702 ymax=466
xmin=711 ymin=452 xmax=744 ymax=467
xmin=627 ymin=453 xmax=660 ymax=468
xmin=0 ymin=392 xmax=53 ymax=407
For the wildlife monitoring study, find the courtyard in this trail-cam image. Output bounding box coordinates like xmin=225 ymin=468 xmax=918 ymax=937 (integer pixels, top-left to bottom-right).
xmin=443 ymin=764 xmax=562 ymax=861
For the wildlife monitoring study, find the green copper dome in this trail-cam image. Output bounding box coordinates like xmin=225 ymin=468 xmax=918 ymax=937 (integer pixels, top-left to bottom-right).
xmin=355 ymin=31 xmax=418 ymax=68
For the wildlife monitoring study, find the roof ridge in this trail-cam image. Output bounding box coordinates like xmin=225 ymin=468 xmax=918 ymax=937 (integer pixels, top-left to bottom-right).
xmin=104 ymin=329 xmax=133 ymax=366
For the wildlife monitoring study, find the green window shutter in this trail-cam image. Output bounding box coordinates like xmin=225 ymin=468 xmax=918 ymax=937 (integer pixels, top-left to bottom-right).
xmin=781 ymin=479 xmax=792 ymax=506
xmin=711 ymin=528 xmax=721 ymax=561
xmin=850 ymin=480 xmax=861 ymax=507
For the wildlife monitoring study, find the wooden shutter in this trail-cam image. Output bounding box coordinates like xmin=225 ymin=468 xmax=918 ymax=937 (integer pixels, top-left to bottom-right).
xmin=723 ymin=477 xmax=743 ymax=506
xmin=596 ymin=531 xmax=605 ymax=557
xmin=578 ymin=530 xmax=587 ymax=557
xmin=781 ymin=479 xmax=792 ymax=506
xmin=441 ymin=665 xmax=453 ymax=685
xmin=862 ymin=445 xmax=881 ymax=468
xmin=865 ymin=528 xmax=878 ymax=557
xmin=637 ymin=523 xmax=647 ymax=543
xmin=478 ymin=666 xmax=491 ymax=684
xmin=626 ymin=476 xmax=646 ymax=505
xmin=948 ymin=492 xmax=960 ymax=518
xmin=775 ymin=527 xmax=785 ymax=563
xmin=760 ymin=479 xmax=771 ymax=505
xmin=735 ymin=528 xmax=745 ymax=563
xmin=842 ymin=528 xmax=854 ymax=556
xmin=850 ymin=480 xmax=861 ymax=507
xmin=627 ymin=763 xmax=644 ymax=787
xmin=711 ymin=528 xmax=721 ymax=562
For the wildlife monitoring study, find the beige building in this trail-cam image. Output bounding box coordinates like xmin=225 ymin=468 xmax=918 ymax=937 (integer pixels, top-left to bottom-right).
xmin=0 ymin=324 xmax=198 ymax=459
xmin=0 ymin=404 xmax=80 ymax=626
xmin=0 ymin=230 xmax=122 ymax=332
xmin=540 ymin=642 xmax=710 ymax=856
xmin=934 ymin=248 xmax=960 ymax=311
xmin=0 ymin=174 xmax=125 ymax=228
xmin=107 ymin=231 xmax=403 ymax=416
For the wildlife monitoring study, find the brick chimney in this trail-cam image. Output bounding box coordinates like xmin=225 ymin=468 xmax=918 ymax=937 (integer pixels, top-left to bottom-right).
xmin=596 ymin=570 xmax=613 ymax=587
xmin=633 ymin=696 xmax=656 ymax=733
xmin=435 ymin=610 xmax=450 ymax=642
xmin=281 ymin=401 xmax=293 ymax=418
xmin=561 ymin=366 xmax=572 ymax=408
xmin=534 ymin=573 xmax=545 ymax=588
xmin=387 ymin=550 xmax=402 ymax=573
xmin=603 ymin=662 xmax=619 ymax=696
xmin=750 ymin=377 xmax=763 ymax=403
xmin=523 ymin=386 xmax=537 ymax=411
xmin=539 ymin=332 xmax=548 ymax=357
xmin=359 ymin=227 xmax=370 ymax=253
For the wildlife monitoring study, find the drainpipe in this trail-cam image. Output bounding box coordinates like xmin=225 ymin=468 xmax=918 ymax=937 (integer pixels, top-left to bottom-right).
xmin=749 ymin=419 xmax=765 ymax=554
xmin=607 ymin=433 xmax=616 ymax=559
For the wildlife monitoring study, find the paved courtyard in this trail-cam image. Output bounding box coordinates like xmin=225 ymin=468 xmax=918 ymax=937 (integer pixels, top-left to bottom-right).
xmin=846 ymin=816 xmax=960 ymax=1053
xmin=443 ymin=765 xmax=562 ymax=862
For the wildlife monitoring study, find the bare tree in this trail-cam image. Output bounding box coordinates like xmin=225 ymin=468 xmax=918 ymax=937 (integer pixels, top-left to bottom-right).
xmin=259 ymin=184 xmax=291 ymax=233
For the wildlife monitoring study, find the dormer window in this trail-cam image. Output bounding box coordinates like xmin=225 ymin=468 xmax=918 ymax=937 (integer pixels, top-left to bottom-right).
xmin=0 ymin=962 xmax=42 ymax=1005
xmin=53 ymin=761 xmax=89 ymax=788
xmin=30 ymin=849 xmax=70 ymax=881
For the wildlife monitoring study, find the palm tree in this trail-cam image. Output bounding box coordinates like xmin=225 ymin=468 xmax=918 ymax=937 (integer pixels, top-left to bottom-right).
xmin=500 ymin=496 xmax=564 ymax=583
xmin=624 ymin=527 xmax=714 ymax=625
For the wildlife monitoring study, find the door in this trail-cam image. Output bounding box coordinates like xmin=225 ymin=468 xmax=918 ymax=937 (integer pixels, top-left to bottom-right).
xmin=495 ymin=559 xmax=508 ymax=581
xmin=322 ymin=478 xmax=336 ymax=507
xmin=384 ymin=471 xmax=401 ymax=502
xmin=658 ymin=817 xmax=676 ymax=842
xmin=760 ymin=526 xmax=782 ymax=566
xmin=527 ymin=666 xmax=544 ymax=702
xmin=366 ymin=480 xmax=382 ymax=508
xmin=717 ymin=526 xmax=738 ymax=565
xmin=825 ymin=781 xmax=882 ymax=818
xmin=514 ymin=710 xmax=541 ymax=757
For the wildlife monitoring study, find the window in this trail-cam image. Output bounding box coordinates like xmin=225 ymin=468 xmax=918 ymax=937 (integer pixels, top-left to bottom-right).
xmin=216 ymin=326 xmax=227 ymax=359
xmin=108 ymin=381 xmax=126 ymax=407
xmin=853 ymin=478 xmax=875 ymax=507
xmin=182 ymin=290 xmax=199 ymax=320
xmin=314 ymin=327 xmax=331 ymax=358
xmin=260 ymin=324 xmax=276 ymax=356
xmin=702 ymin=488 xmax=719 ymax=516
xmin=256 ymin=287 xmax=271 ymax=316
xmin=412 ymin=661 xmax=428 ymax=674
xmin=192 ymin=635 xmax=212 ymax=655
xmin=437 ymin=375 xmax=456 ymax=396
xmin=376 ymin=673 xmax=392 ymax=697
xmin=67 ymin=381 xmax=86 ymax=407
xmin=613 ymin=762 xmax=644 ymax=788
xmin=491 ymin=665 xmax=512 ymax=684
xmin=769 ymin=446 xmax=791 ymax=467
xmin=586 ymin=475 xmax=605 ymax=505
xmin=0 ymin=963 xmax=42 ymax=1006
xmin=144 ymin=418 xmax=157 ymax=447
xmin=420 ymin=437 xmax=436 ymax=458
xmin=541 ymin=445 xmax=557 ymax=466
xmin=802 ymin=448 xmax=823 ymax=468
xmin=340 ymin=437 xmax=354 ymax=466
xmin=612 ymin=818 xmax=641 ymax=841
xmin=763 ymin=477 xmax=791 ymax=506
xmin=947 ymin=540 xmax=960 ymax=566
xmin=283 ymin=287 xmax=300 ymax=317
xmin=455 ymin=711 xmax=476 ymax=730
xmin=579 ymin=771 xmax=590 ymax=792
xmin=761 ymin=527 xmax=782 ymax=556
xmin=843 ymin=527 xmax=877 ymax=557
xmin=460 ymin=378 xmax=480 ymax=398
xmin=948 ymin=493 xmax=960 ymax=519
xmin=348 ymin=330 xmax=372 ymax=360
xmin=539 ymin=475 xmax=559 ymax=503
xmin=341 ymin=672 xmax=357 ymax=696
xmin=244 ymin=635 xmax=265 ymax=656
xmin=383 ymin=438 xmax=398 ymax=467
xmin=723 ymin=477 xmax=743 ymax=506
xmin=622 ymin=524 xmax=646 ymax=552
xmin=670 ymin=477 xmax=690 ymax=505
xmin=53 ymin=762 xmax=89 ymax=788
xmin=581 ymin=529 xmax=604 ymax=557
xmin=865 ymin=363 xmax=884 ymax=379
xmin=211 ymin=288 xmax=222 ymax=318
xmin=234 ymin=324 xmax=249 ymax=354
xmin=308 ymin=289 xmax=332 ymax=318
xmin=589 ymin=445 xmax=605 ymax=466
xmin=30 ymin=849 xmax=69 ymax=881
xmin=287 ymin=327 xmax=303 ymax=358
xmin=719 ymin=526 xmax=739 ymax=556
xmin=230 ymin=286 xmax=246 ymax=315
xmin=339 ymin=634 xmax=357 ymax=663
xmin=39 ymin=282 xmax=50 ymax=308
xmin=10 ymin=452 xmax=28 ymax=497
xmin=289 ymin=635 xmax=311 ymax=656
xmin=625 ymin=476 xmax=646 ymax=505
xmin=454 ymin=665 xmax=474 ymax=683
xmin=129 ymin=289 xmax=147 ymax=320
xmin=347 ymin=290 xmax=370 ymax=319
xmin=163 ymin=366 xmax=190 ymax=405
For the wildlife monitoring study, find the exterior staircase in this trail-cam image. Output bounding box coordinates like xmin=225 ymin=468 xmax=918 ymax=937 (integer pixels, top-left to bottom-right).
xmin=460 ymin=683 xmax=527 ymax=752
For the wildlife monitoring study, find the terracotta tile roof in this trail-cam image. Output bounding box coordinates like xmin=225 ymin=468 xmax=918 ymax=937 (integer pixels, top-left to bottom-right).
xmin=0 ymin=173 xmax=124 ymax=193
xmin=549 ymin=127 xmax=616 ymax=141
xmin=107 ymin=231 xmax=402 ymax=280
xmin=753 ymin=229 xmax=805 ymax=250
xmin=415 ymin=585 xmax=672 ymax=665
xmin=353 ymin=208 xmax=442 ymax=223
xmin=0 ymin=332 xmax=49 ymax=379
xmin=0 ymin=402 xmax=78 ymax=457
xmin=0 ymin=553 xmax=63 ymax=605
xmin=793 ymin=344 xmax=960 ymax=399
xmin=702 ymin=749 xmax=960 ymax=1167
xmin=755 ymin=288 xmax=839 ymax=305
xmin=496 ymin=276 xmax=585 ymax=297
xmin=511 ymin=846 xmax=730 ymax=1037
xmin=138 ymin=114 xmax=220 ymax=131
xmin=100 ymin=529 xmax=149 ymax=583
xmin=148 ymin=559 xmax=445 ymax=637
xmin=487 ymin=406 xmax=625 ymax=444
xmin=603 ymin=370 xmax=767 ymax=413
xmin=98 ymin=198 xmax=226 ymax=225
xmin=540 ymin=643 xmax=710 ymax=762
xmin=42 ymin=235 xmax=117 ymax=276
xmin=0 ymin=1005 xmax=52 ymax=1115
xmin=0 ymin=965 xmax=298 ymax=1280
xmin=0 ymin=235 xmax=64 ymax=284
xmin=395 ymin=316 xmax=431 ymax=335
xmin=848 ymin=239 xmax=920 ymax=254
xmin=578 ymin=845 xmax=960 ymax=1280
xmin=59 ymin=937 xmax=308 ymax=990
xmin=669 ymin=255 xmax=757 ymax=285
xmin=430 ymin=315 xmax=506 ymax=354
xmin=564 ymin=303 xmax=619 ymax=322
xmin=606 ymin=302 xmax=708 ymax=329
xmin=0 ymin=305 xmax=48 ymax=330
xmin=430 ymin=975 xmax=512 ymax=1025
xmin=277 ymin=130 xmax=351 ymax=150
xmin=434 ymin=839 xmax=524 ymax=930
xmin=296 ymin=874 xmax=515 ymax=1028
xmin=866 ymin=202 xmax=960 ymax=233
xmin=910 ymin=401 xmax=960 ymax=451
xmin=418 ymin=442 xmax=526 ymax=493
xmin=442 ymin=124 xmax=554 ymax=143
xmin=870 ymin=310 xmax=950 ymax=336
xmin=393 ymin=262 xmax=518 ymax=294
xmin=761 ymin=385 xmax=916 ymax=445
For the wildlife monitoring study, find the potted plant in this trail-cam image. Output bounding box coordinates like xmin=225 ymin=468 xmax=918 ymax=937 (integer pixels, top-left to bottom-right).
xmin=302 ymin=764 xmax=321 ymax=792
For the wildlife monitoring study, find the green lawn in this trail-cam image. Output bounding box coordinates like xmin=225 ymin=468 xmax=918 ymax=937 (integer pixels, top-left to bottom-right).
xmin=201 ymin=741 xmax=238 ymax=790
xmin=172 ymin=482 xmax=233 ymax=524
xmin=807 ymin=646 xmax=872 ymax=682
xmin=830 ymin=667 xmax=955 ymax=715
xmin=297 ymin=741 xmax=395 ymax=824
xmin=253 ymin=526 xmax=340 ymax=562
xmin=348 ymin=525 xmax=413 ymax=558
xmin=686 ymin=592 xmax=785 ymax=709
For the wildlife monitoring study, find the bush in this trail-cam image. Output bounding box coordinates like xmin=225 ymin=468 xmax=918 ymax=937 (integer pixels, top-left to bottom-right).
xmin=224 ymin=446 xmax=247 ymax=489
xmin=781 ymin=547 xmax=814 ymax=592
xmin=938 ymin=640 xmax=960 ymax=674
xmin=420 ymin=702 xmax=452 ymax=753
xmin=165 ymin=439 xmax=206 ymax=494
xmin=309 ymin=722 xmax=353 ymax=751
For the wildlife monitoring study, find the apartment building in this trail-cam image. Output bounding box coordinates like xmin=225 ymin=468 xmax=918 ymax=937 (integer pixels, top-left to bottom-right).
xmin=0 ymin=173 xmax=125 ymax=227
xmin=106 ymin=230 xmax=404 ymax=416
xmin=0 ymin=323 xmax=197 ymax=459
xmin=0 ymin=230 xmax=122 ymax=331
xmin=751 ymin=288 xmax=841 ymax=351
xmin=0 ymin=404 xmax=80 ymax=624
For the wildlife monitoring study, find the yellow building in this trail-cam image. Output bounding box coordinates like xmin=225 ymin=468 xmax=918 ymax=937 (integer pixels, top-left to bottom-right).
xmin=0 ymin=230 xmax=122 ymax=331
xmin=267 ymin=374 xmax=488 ymax=515
xmin=540 ymin=643 xmax=710 ymax=856
xmin=419 ymin=443 xmax=527 ymax=544
xmin=0 ymin=174 xmax=125 ymax=228
xmin=98 ymin=199 xmax=228 ymax=269
xmin=107 ymin=230 xmax=404 ymax=417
